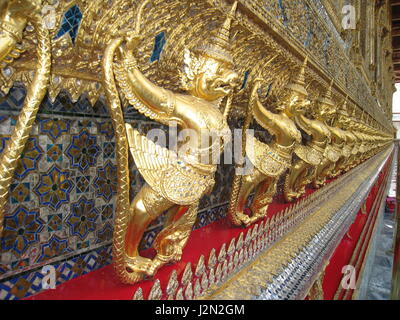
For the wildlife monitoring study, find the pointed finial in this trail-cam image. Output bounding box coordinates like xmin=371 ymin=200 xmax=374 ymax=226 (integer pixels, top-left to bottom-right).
xmin=236 ymin=232 xmax=244 ymax=250
xmin=326 ymin=78 xmax=334 ymax=99
xmin=218 ymin=243 xmax=227 ymax=262
xmin=193 ymin=1 xmax=237 ymax=65
xmin=194 ymin=279 xmax=202 ymax=298
xmin=223 ymin=1 xmax=238 ymax=30
xmin=166 ymin=270 xmax=179 ymax=297
xmin=227 ymin=238 xmax=236 ymax=256
xmin=176 ymin=287 xmax=184 ymax=300
xmin=201 ymin=272 xmax=209 ymax=291
xmin=181 ymin=262 xmax=193 ymax=286
xmin=295 ymin=56 xmax=308 ymax=86
xmin=132 ymin=287 xmax=144 ymax=300
xmin=338 ymin=94 xmax=349 ymax=116
xmin=208 ymin=248 xmax=217 ymax=269
xmin=148 ymin=279 xmax=162 ymax=300
xmin=252 ymin=224 xmax=259 ymax=240
xmin=184 ymin=282 xmax=193 ymax=300
xmin=195 ymin=255 xmax=205 ymax=277
xmin=258 ymin=221 xmax=265 ymax=235
xmin=286 ymin=56 xmax=308 ymax=96
xmin=208 ymin=267 xmax=216 ymax=286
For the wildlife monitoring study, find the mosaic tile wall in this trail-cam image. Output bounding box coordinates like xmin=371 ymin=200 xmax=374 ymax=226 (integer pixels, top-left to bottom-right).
xmin=0 ymin=85 xmax=235 ymax=299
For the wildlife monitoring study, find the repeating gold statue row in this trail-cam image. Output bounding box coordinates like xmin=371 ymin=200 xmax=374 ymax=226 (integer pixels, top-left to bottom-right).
xmin=0 ymin=0 xmax=392 ymax=284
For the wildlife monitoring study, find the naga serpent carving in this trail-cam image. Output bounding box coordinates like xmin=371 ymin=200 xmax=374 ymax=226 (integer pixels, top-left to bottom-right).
xmin=103 ymin=1 xmax=239 ymax=283
xmin=228 ymin=66 xmax=309 ymax=227
xmin=0 ymin=0 xmax=51 ymax=236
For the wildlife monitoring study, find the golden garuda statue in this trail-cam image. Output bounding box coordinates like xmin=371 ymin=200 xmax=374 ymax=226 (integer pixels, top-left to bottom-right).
xmin=329 ymin=97 xmax=356 ymax=177
xmin=102 ymin=1 xmax=239 ymax=283
xmin=348 ymin=108 xmax=365 ymax=169
xmin=228 ymin=67 xmax=308 ymax=227
xmin=311 ymin=81 xmax=345 ymax=187
xmin=283 ymin=59 xmax=331 ymax=202
xmin=0 ymin=0 xmax=51 ymax=235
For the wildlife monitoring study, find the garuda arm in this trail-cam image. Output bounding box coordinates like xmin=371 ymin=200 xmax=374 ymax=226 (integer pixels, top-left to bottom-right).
xmin=250 ymin=80 xmax=280 ymax=136
xmin=294 ymin=113 xmax=314 ymax=137
xmin=114 ymin=43 xmax=184 ymax=127
xmin=0 ymin=0 xmax=41 ymax=63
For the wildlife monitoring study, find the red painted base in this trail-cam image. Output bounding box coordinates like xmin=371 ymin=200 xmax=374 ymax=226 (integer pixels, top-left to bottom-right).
xmin=26 ymin=172 xmax=353 ymax=300
xmin=322 ymin=156 xmax=392 ymax=300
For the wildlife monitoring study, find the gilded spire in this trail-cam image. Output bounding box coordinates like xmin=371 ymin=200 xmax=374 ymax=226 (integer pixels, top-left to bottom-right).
xmin=294 ymin=56 xmax=307 ymax=87
xmin=286 ymin=56 xmax=308 ymax=96
xmin=318 ymin=78 xmax=334 ymax=107
xmin=326 ymin=79 xmax=334 ymax=100
xmin=193 ymin=1 xmax=237 ymax=65
xmin=338 ymin=95 xmax=349 ymax=116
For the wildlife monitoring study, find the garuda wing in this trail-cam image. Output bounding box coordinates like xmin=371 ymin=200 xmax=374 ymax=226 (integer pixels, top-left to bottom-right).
xmin=126 ymin=124 xmax=215 ymax=206
xmin=246 ymin=136 xmax=289 ymax=177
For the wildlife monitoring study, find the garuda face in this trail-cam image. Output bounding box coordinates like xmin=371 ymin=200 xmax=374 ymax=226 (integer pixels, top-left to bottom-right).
xmin=268 ymin=87 xmax=310 ymax=118
xmin=181 ymin=49 xmax=239 ymax=102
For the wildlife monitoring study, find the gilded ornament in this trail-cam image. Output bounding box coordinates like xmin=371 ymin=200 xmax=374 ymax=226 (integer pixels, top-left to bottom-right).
xmin=208 ymin=248 xmax=217 ymax=270
xmin=132 ymin=287 xmax=144 ymax=300
xmin=104 ymin=0 xmax=240 ymax=284
xmin=284 ymin=58 xmax=332 ymax=201
xmin=148 ymin=279 xmax=162 ymax=300
xmin=181 ymin=262 xmax=193 ymax=287
xmin=227 ymin=238 xmax=235 ymax=256
xmin=184 ymin=282 xmax=193 ymax=300
xmin=201 ymin=272 xmax=209 ymax=292
xmin=175 ymin=287 xmax=184 ymax=300
xmin=0 ymin=0 xmax=51 ymax=236
xmin=166 ymin=269 xmax=179 ymax=297
xmin=217 ymin=243 xmax=226 ymax=263
xmin=195 ymin=255 xmax=205 ymax=278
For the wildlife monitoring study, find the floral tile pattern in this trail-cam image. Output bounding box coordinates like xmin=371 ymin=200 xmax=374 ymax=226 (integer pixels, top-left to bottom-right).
xmin=94 ymin=161 xmax=117 ymax=202
xmin=1 ymin=207 xmax=44 ymax=257
xmin=66 ymin=130 xmax=100 ymax=172
xmin=40 ymin=118 xmax=70 ymax=142
xmin=34 ymin=165 xmax=73 ymax=210
xmin=67 ymin=197 xmax=99 ymax=241
xmin=0 ymin=85 xmax=237 ymax=300
xmin=14 ymin=138 xmax=43 ymax=180
xmin=37 ymin=235 xmax=72 ymax=263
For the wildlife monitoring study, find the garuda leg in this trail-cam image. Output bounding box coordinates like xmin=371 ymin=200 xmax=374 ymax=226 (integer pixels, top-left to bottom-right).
xmin=250 ymin=175 xmax=278 ymax=223
xmin=313 ymin=158 xmax=333 ymax=188
xmin=150 ymin=202 xmax=199 ymax=274
xmin=284 ymin=159 xmax=311 ymax=202
xmin=124 ymin=183 xmax=175 ymax=279
xmin=331 ymin=156 xmax=345 ymax=177
xmin=229 ymin=168 xmax=265 ymax=227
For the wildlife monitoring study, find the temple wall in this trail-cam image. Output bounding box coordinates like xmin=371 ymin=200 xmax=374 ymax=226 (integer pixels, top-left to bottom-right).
xmin=0 ymin=0 xmax=395 ymax=300
xmin=0 ymin=85 xmax=241 ymax=299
